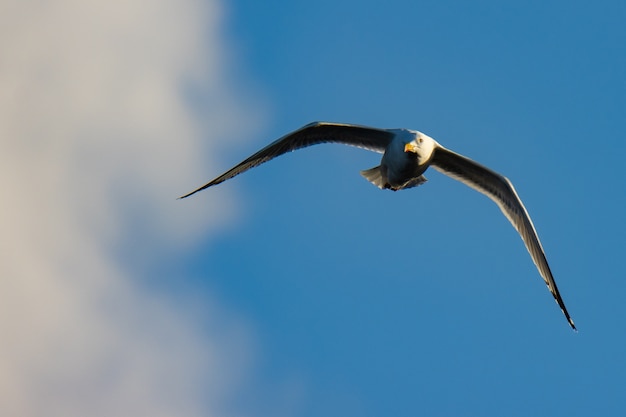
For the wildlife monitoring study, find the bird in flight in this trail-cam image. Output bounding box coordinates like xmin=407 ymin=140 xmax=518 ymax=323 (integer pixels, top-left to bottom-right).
xmin=180 ymin=122 xmax=576 ymax=330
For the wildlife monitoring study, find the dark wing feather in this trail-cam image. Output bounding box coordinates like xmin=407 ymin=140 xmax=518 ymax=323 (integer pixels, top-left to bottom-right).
xmin=430 ymin=145 xmax=576 ymax=330
xmin=179 ymin=122 xmax=394 ymax=199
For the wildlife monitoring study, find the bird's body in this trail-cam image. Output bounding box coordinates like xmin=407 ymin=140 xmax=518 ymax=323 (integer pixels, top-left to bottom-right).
xmin=180 ymin=122 xmax=576 ymax=330
xmin=364 ymin=128 xmax=430 ymax=190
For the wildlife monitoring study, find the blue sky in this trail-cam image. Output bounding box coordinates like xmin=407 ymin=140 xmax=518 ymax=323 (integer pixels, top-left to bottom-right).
xmin=184 ymin=1 xmax=626 ymax=416
xmin=2 ymin=0 xmax=625 ymax=416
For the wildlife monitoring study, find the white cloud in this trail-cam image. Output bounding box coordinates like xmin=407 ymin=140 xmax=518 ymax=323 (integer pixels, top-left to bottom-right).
xmin=0 ymin=0 xmax=263 ymax=415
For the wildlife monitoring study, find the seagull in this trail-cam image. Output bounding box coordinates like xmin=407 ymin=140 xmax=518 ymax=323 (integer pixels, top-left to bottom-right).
xmin=180 ymin=121 xmax=576 ymax=330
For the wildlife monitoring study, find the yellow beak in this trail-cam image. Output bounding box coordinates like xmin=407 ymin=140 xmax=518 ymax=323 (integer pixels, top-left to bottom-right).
xmin=404 ymin=142 xmax=418 ymax=153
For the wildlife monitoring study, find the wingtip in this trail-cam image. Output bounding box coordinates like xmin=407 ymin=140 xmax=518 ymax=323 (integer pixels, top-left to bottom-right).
xmin=177 ymin=184 xmax=211 ymax=200
xmin=569 ymin=319 xmax=577 ymax=332
xmin=177 ymin=190 xmax=195 ymax=200
xmin=558 ymin=304 xmax=576 ymax=331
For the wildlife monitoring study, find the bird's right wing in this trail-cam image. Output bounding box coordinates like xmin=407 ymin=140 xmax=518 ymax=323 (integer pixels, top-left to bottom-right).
xmin=179 ymin=122 xmax=394 ymax=198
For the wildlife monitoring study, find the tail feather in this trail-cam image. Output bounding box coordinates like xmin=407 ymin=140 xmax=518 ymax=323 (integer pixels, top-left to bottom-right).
xmin=360 ymin=166 xmax=385 ymax=189
xmin=402 ymin=175 xmax=428 ymax=189
xmin=360 ymin=165 xmax=428 ymax=190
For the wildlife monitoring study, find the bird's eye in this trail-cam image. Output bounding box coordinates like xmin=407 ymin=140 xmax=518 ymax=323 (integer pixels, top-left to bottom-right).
xmin=418 ymin=137 xmax=423 ymax=143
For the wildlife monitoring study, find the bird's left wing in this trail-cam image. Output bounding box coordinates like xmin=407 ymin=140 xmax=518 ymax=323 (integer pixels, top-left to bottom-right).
xmin=179 ymin=122 xmax=394 ymax=198
xmin=430 ymin=145 xmax=576 ymax=330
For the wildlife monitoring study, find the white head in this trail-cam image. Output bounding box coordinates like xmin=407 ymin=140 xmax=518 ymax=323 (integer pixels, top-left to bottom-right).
xmin=404 ymin=130 xmax=438 ymax=165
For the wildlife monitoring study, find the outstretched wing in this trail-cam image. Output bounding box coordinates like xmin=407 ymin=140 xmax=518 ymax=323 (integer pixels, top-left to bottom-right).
xmin=430 ymin=145 xmax=576 ymax=330
xmin=179 ymin=122 xmax=394 ymax=199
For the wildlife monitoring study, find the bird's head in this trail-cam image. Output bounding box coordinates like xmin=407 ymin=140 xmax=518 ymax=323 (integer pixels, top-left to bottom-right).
xmin=404 ymin=131 xmax=437 ymax=165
